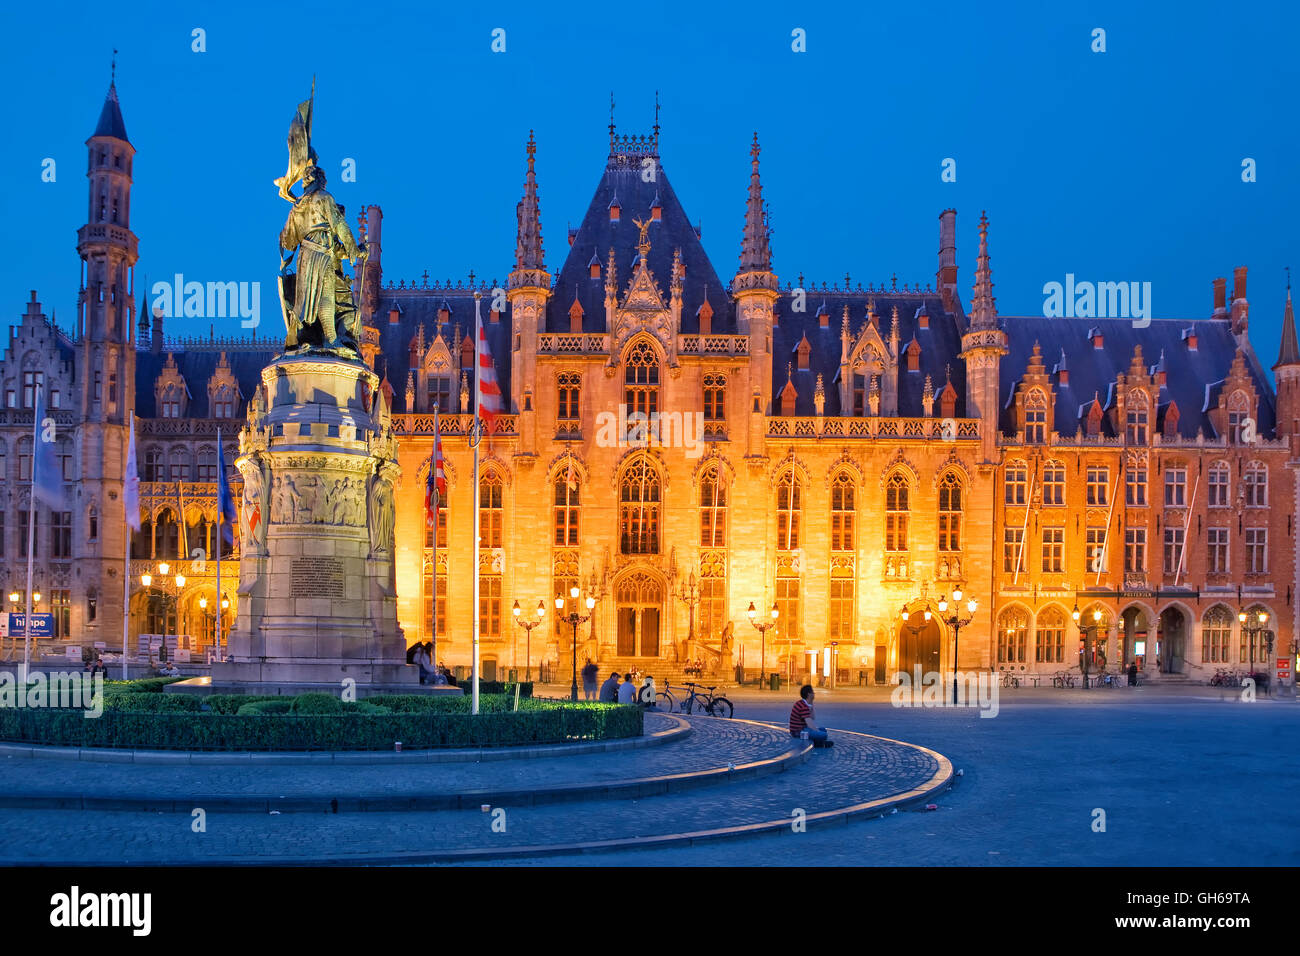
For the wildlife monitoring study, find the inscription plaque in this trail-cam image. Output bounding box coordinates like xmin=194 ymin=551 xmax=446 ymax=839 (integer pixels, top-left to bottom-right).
xmin=291 ymin=556 xmax=346 ymax=598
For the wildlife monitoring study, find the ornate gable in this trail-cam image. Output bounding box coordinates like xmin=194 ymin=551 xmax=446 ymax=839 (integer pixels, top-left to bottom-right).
xmin=154 ymin=353 xmax=189 ymax=417
xmin=609 ymin=231 xmax=677 ymax=371
xmin=207 ymin=351 xmax=241 ymax=418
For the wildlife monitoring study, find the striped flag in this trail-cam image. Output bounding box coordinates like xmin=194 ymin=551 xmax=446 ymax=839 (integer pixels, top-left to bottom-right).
xmin=124 ymin=416 xmax=141 ymax=532
xmin=475 ymin=304 xmax=502 ymax=432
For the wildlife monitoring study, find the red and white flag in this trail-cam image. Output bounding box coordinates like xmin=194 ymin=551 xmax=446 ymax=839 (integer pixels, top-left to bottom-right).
xmin=475 ymin=303 xmax=502 ymax=432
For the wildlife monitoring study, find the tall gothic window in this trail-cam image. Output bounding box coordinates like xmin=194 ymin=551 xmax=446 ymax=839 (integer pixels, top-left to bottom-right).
xmin=1036 ymin=607 xmax=1065 ymax=663
xmin=830 ymin=472 xmax=854 ymax=552
xmin=998 ymin=609 xmax=1028 ymax=664
xmin=143 ymin=449 xmax=164 ymax=483
xmin=196 ymin=448 xmax=217 ymax=483
xmin=885 ymin=473 xmax=910 ymax=553
xmin=479 ymin=471 xmax=504 ymax=549
xmin=776 ymin=470 xmax=801 ymax=550
xmin=427 ymin=375 xmax=452 ymax=413
xmin=1126 ymin=393 xmax=1149 ymax=444
xmin=554 ymin=471 xmax=579 ymax=546
xmin=619 ymin=455 xmax=661 ymax=555
xmin=1042 ymin=461 xmax=1065 ymax=506
xmin=699 ymin=551 xmax=726 ymax=643
xmin=1005 ymin=461 xmax=1028 ymax=505
xmin=829 ymin=564 xmax=854 ymax=642
xmin=703 ymin=373 xmax=726 ymax=429
xmin=624 ymin=340 xmax=660 ymax=421
xmin=1202 ymin=605 xmax=1232 ymax=663
xmin=1025 ymin=389 xmax=1047 ymax=443
xmin=938 ymin=473 xmax=962 ymax=553
xmin=700 ymin=464 xmax=727 ymax=548
xmin=557 ymin=372 xmax=581 ymax=430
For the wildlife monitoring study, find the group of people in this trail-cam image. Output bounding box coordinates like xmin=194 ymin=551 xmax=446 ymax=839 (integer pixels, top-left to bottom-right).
xmin=683 ymin=659 xmax=706 ymax=677
xmin=409 ymin=641 xmax=453 ymax=686
xmin=586 ymin=664 xmax=659 ymax=708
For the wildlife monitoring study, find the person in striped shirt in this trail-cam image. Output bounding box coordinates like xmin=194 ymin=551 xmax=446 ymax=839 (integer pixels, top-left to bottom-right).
xmin=789 ymin=685 xmax=832 ymax=747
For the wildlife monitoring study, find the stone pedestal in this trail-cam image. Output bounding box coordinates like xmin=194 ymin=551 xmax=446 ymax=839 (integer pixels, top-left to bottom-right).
xmin=210 ymin=354 xmax=416 ymax=691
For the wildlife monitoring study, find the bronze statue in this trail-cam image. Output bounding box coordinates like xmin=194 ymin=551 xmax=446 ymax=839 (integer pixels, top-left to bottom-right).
xmin=275 ymin=82 xmax=367 ymax=357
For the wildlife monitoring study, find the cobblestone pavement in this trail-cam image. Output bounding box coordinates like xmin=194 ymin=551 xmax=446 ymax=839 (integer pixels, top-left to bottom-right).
xmin=0 ymin=717 xmax=942 ymax=863
xmin=0 ymin=714 xmax=797 ymax=806
xmin=482 ymin=693 xmax=1300 ymax=866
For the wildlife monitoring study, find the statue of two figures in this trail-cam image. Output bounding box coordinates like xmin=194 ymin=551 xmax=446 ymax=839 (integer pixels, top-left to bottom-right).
xmin=274 ymin=80 xmax=367 ymax=358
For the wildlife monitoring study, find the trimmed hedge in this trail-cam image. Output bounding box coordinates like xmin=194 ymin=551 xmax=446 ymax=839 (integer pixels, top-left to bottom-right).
xmin=0 ymin=692 xmax=642 ymax=751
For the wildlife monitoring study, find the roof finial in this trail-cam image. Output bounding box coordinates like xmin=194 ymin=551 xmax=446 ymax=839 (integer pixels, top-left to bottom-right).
xmin=526 ymin=129 xmax=536 ymax=170
xmin=111 ymin=48 xmax=117 ymax=83
xmin=609 ymin=91 xmax=616 ymax=151
xmin=653 ymin=90 xmax=660 ymax=147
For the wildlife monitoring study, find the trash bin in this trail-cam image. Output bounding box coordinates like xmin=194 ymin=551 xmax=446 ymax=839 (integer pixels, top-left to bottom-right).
xmin=454 ymin=665 xmax=467 ymax=683
xmin=769 ymin=672 xmax=780 ymax=691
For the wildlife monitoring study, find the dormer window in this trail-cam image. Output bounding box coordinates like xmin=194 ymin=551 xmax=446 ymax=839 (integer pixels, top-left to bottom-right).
xmin=1025 ymin=389 xmax=1047 ymax=444
xmin=1125 ymin=393 xmax=1149 ymax=444
xmin=213 ymin=386 xmax=235 ymax=419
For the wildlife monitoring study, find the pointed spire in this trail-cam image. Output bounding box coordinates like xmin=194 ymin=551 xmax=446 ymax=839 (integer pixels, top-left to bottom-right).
xmin=1274 ymin=278 xmax=1299 ymax=369
xmin=738 ymin=133 xmax=772 ymax=273
xmin=513 ymin=130 xmax=544 ymax=272
xmin=969 ymin=211 xmax=997 ymax=330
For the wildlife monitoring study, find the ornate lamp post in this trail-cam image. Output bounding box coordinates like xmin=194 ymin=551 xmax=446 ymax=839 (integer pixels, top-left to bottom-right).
xmin=1239 ymin=606 xmax=1269 ymax=681
xmin=556 ymin=586 xmax=595 ymax=702
xmin=1072 ymin=603 xmax=1103 ymax=688
xmin=140 ymin=562 xmax=185 ymax=662
xmin=746 ymin=601 xmax=779 ymax=689
xmin=675 ymin=571 xmax=701 ymax=661
xmin=512 ymin=598 xmax=546 ymax=681
xmin=936 ymin=587 xmax=978 ymax=705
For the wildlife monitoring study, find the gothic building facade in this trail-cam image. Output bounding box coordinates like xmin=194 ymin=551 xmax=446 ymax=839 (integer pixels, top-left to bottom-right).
xmin=2 ymin=82 xmax=1296 ymax=687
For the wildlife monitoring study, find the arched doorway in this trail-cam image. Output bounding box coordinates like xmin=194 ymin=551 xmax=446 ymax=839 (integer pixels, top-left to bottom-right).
xmin=897 ymin=618 xmax=941 ymax=680
xmin=1118 ymin=606 xmax=1147 ymax=669
xmin=615 ymin=570 xmax=663 ymax=657
xmin=1159 ymin=606 xmax=1187 ymax=673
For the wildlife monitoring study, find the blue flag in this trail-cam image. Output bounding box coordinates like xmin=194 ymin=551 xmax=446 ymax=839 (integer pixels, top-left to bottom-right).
xmin=216 ymin=429 xmax=235 ymax=547
xmin=32 ymin=385 xmax=62 ymax=510
xmin=124 ymin=416 xmax=141 ymax=532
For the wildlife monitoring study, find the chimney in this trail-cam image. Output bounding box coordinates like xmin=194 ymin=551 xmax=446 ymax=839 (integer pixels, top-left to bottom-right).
xmin=1183 ymin=327 xmax=1198 ymax=351
xmin=151 ymin=305 xmax=164 ymax=355
xmin=1090 ymin=327 xmax=1104 ymax=349
xmin=1212 ymin=277 xmax=1227 ymax=316
xmin=1231 ymin=266 xmax=1249 ymax=333
xmin=937 ymin=209 xmax=957 ymax=310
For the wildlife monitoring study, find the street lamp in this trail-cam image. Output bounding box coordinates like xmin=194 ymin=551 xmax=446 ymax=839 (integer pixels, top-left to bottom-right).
xmin=746 ymin=601 xmax=779 ymax=689
xmin=556 ymin=587 xmax=595 ymax=701
xmin=1072 ymin=603 xmax=1103 ymax=688
xmin=1239 ymin=607 xmax=1269 ymax=680
xmin=675 ymin=571 xmax=701 ymax=662
xmin=936 ymin=587 xmax=978 ymax=705
xmin=512 ymin=598 xmax=546 ymax=681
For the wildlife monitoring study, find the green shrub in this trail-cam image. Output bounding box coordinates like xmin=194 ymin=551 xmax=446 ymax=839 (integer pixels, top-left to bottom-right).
xmin=289 ymin=692 xmax=344 ymax=715
xmin=346 ymin=701 xmax=393 ymax=715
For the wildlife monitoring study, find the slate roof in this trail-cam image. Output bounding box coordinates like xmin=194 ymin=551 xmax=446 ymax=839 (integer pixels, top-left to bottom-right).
xmin=133 ymin=348 xmax=272 ymax=418
xmin=997 ymin=315 xmax=1277 ymax=439
xmin=91 ymin=83 xmax=129 ymax=143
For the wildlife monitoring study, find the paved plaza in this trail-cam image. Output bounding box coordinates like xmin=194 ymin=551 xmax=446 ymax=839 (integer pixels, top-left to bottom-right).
xmin=0 ymin=685 xmax=1295 ymax=866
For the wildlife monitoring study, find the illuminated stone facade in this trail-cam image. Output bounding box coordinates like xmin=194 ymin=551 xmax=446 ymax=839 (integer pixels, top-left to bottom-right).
xmin=2 ymin=84 xmax=1296 ymax=688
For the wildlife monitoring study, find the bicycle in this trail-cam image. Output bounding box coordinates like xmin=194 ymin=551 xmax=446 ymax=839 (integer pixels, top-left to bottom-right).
xmin=680 ymin=682 xmax=734 ymax=718
xmin=652 ymin=682 xmax=679 ymax=713
xmin=1051 ymin=670 xmax=1077 ymax=688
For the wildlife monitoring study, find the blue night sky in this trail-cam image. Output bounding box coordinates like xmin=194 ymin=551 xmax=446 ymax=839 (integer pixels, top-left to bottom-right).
xmin=2 ymin=0 xmax=1296 ymax=373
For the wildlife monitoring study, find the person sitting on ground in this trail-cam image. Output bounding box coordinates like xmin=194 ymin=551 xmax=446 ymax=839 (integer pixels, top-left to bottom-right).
xmin=617 ymin=672 xmax=637 ymax=705
xmin=638 ymin=674 xmax=657 ymax=709
xmin=599 ymin=670 xmax=621 ymax=703
xmin=413 ymin=641 xmax=435 ymax=685
xmin=789 ymin=684 xmax=832 ymax=748
xmin=437 ymin=661 xmax=455 ymax=686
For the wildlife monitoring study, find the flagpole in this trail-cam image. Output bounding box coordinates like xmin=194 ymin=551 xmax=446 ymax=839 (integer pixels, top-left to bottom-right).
xmin=1095 ymin=467 xmax=1121 ymax=586
xmin=1174 ymin=472 xmax=1199 ymax=588
xmin=23 ymin=388 xmax=40 ymax=672
xmin=471 ymin=293 xmax=482 ymax=716
xmin=1013 ymin=466 xmax=1036 ymax=586
xmin=431 ymin=404 xmax=439 ymax=671
xmin=215 ymin=427 xmax=222 ymax=662
xmin=123 ymin=412 xmax=136 ymax=680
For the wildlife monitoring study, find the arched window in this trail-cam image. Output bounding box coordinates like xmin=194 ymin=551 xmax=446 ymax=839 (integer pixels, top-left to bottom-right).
xmin=557 ymin=372 xmax=581 ymax=429
xmin=830 ymin=472 xmax=854 ymax=552
xmin=212 ymin=386 xmax=236 ymax=419
xmin=776 ymin=470 xmax=801 ymax=550
xmin=885 ymin=473 xmax=910 ymax=553
xmin=1005 ymin=461 xmax=1027 ymax=505
xmin=169 ymin=450 xmax=190 ymax=482
xmin=554 ymin=469 xmax=579 ymax=546
xmin=1244 ymin=462 xmax=1268 ymax=507
xmin=155 ymin=509 xmax=180 ymax=562
xmin=1025 ymin=389 xmax=1047 ymax=443
xmin=1042 ymin=460 xmax=1065 ymax=506
xmin=87 ymin=505 xmax=98 ymax=541
xmin=624 ymin=340 xmax=660 ymax=420
xmin=143 ymin=448 xmax=164 ymax=483
xmin=1036 ymin=608 xmax=1065 ymax=664
xmin=196 ymin=447 xmax=217 ymax=483
xmin=479 ymin=470 xmax=504 ymax=549
xmin=703 ymin=373 xmax=726 ymax=428
xmin=938 ymin=473 xmax=962 ymax=553
xmin=1202 ymin=605 xmax=1232 ymax=663
xmin=700 ymin=464 xmax=727 ymax=548
xmin=619 ymin=456 xmax=661 ymax=554
xmin=1208 ymin=461 xmax=1230 ymax=507
xmin=998 ymin=609 xmax=1028 ymax=664
xmin=161 ymin=385 xmax=183 ymax=419
xmin=1126 ymin=392 xmax=1149 ymax=444
xmin=1227 ymin=390 xmax=1249 ymax=444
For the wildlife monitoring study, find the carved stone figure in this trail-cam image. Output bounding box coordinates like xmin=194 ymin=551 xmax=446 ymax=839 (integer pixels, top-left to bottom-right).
xmin=283 ymin=474 xmax=307 ymax=524
xmin=719 ymin=620 xmax=735 ymax=669
xmin=368 ymin=472 xmax=395 ymax=554
xmin=236 ymin=452 xmax=270 ymax=554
